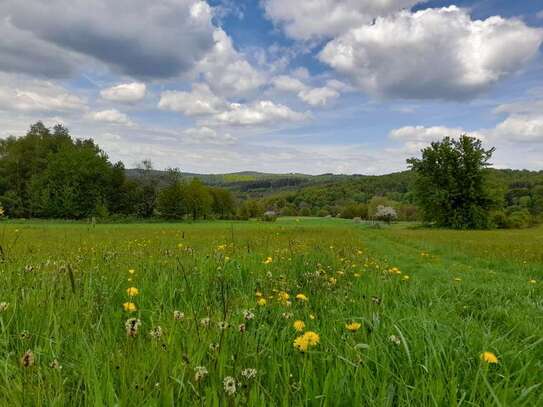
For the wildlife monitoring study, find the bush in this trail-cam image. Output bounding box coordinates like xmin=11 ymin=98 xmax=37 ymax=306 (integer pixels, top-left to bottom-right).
xmin=261 ymin=211 xmax=278 ymax=222
xmin=375 ymin=205 xmax=397 ymax=224
xmin=506 ymin=209 xmax=532 ymax=229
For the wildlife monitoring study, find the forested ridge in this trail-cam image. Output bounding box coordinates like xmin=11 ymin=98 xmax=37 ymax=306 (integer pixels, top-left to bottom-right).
xmin=1 ymin=122 xmax=542 ymax=227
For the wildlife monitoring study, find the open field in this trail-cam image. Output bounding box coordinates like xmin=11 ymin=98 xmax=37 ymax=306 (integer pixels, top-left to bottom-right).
xmin=0 ymin=219 xmax=542 ymax=406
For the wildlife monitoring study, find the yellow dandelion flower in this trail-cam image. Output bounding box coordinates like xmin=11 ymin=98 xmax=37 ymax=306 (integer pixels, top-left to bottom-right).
xmin=480 ymin=351 xmax=498 ymax=364
xmin=263 ymin=257 xmax=273 ymax=264
xmin=128 ymin=269 xmax=135 ymax=275
xmin=126 ymin=287 xmax=139 ymax=297
xmin=123 ymin=302 xmax=137 ymax=312
xmin=303 ymin=331 xmax=320 ymax=346
xmin=293 ymin=320 xmax=305 ymax=332
xmin=293 ymin=336 xmax=309 ymax=352
xmin=257 ymin=298 xmax=267 ymax=306
xmin=345 ymin=322 xmax=362 ymax=332
xmin=278 ymin=291 xmax=290 ymax=302
xmin=295 ymin=293 xmax=308 ymax=302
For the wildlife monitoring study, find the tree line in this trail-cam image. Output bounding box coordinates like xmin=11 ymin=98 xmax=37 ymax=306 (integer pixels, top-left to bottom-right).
xmin=0 ymin=123 xmax=235 ymax=220
xmin=1 ymin=123 xmax=542 ymax=228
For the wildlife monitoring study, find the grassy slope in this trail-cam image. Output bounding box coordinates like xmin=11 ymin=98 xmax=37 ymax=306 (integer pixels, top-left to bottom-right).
xmin=0 ymin=219 xmax=541 ymax=405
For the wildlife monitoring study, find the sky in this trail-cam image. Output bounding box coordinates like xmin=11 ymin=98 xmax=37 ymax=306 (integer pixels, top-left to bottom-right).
xmin=0 ymin=0 xmax=542 ymax=175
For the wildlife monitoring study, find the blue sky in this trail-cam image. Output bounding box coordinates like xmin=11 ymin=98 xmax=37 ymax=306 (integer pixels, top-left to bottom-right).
xmin=0 ymin=0 xmax=542 ymax=174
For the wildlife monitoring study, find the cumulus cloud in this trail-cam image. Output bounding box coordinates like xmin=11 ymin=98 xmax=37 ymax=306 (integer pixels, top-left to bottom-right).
xmin=100 ymin=82 xmax=146 ymax=103
xmin=0 ymin=79 xmax=86 ymax=112
xmin=193 ymin=29 xmax=265 ymax=97
xmin=158 ymin=83 xmax=226 ymax=116
xmin=215 ymin=100 xmax=309 ymax=126
xmin=0 ymin=0 xmax=216 ymax=79
xmin=87 ymin=109 xmax=133 ymax=126
xmin=298 ymin=87 xmax=340 ymax=106
xmin=320 ymin=6 xmax=543 ymax=100
xmin=159 ymin=83 xmax=308 ymax=126
xmin=262 ymin=0 xmax=424 ymax=40
xmin=272 ymin=75 xmax=343 ymax=106
xmin=492 ymin=115 xmax=543 ymax=143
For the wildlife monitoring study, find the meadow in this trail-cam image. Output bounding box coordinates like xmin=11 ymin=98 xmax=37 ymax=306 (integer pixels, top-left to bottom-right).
xmin=0 ymin=218 xmax=541 ymax=406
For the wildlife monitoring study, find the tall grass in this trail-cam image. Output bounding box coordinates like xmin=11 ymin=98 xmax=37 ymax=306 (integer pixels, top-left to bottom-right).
xmin=0 ymin=219 xmax=541 ymax=405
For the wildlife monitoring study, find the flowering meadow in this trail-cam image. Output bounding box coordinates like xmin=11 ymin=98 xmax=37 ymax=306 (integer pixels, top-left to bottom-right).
xmin=0 ymin=218 xmax=541 ymax=405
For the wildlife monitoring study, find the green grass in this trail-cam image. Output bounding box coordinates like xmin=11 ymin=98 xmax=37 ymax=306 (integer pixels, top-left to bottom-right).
xmin=0 ymin=219 xmax=541 ymax=406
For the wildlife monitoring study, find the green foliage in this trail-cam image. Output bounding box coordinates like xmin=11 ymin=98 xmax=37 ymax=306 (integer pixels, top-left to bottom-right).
xmin=407 ymin=135 xmax=496 ymax=229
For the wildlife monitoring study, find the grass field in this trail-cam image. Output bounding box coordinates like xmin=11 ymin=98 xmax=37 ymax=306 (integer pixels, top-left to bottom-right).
xmin=0 ymin=218 xmax=541 ymax=406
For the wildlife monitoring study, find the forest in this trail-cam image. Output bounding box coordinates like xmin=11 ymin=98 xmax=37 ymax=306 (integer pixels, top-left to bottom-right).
xmin=1 ymin=122 xmax=542 ymax=228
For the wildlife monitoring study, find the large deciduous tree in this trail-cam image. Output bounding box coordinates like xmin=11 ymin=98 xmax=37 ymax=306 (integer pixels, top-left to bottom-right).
xmin=407 ymin=135 xmax=496 ymax=229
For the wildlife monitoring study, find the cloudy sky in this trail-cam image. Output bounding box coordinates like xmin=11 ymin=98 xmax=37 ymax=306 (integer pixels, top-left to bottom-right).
xmin=0 ymin=0 xmax=542 ymax=174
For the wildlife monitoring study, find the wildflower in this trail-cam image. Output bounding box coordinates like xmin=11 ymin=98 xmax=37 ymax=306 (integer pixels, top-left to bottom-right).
xmin=209 ymin=343 xmax=219 ymax=352
xmin=194 ymin=366 xmax=208 ymax=382
xmin=20 ymin=350 xmax=35 ymax=368
xmin=278 ymin=291 xmax=290 ymax=302
xmin=388 ymin=335 xmax=401 ymax=345
xmin=329 ymin=277 xmax=337 ymax=285
xmin=481 ymin=351 xmax=499 ymax=364
xmin=238 ymin=323 xmax=246 ymax=333
xmin=123 ymin=302 xmax=137 ymax=312
xmin=241 ymin=368 xmax=257 ymax=380
xmin=263 ymin=257 xmax=273 ymax=265
xmin=177 ymin=243 xmax=184 ymax=249
xmin=388 ymin=267 xmax=401 ymax=275
xmin=243 ymin=310 xmax=255 ymax=320
xmin=255 ymin=291 xmax=263 ymax=297
xmin=402 ymin=275 xmax=410 ymax=280
xmin=293 ymin=331 xmax=320 ymax=352
xmin=49 ymin=359 xmax=62 ymax=369
xmin=345 ymin=322 xmax=362 ymax=332
xmin=173 ymin=310 xmax=185 ymax=321
xmin=149 ymin=326 xmax=163 ymax=339
xmin=293 ymin=320 xmax=305 ymax=332
xmin=223 ymin=376 xmax=237 ymax=396
xmin=371 ymin=296 xmax=381 ymax=305
xmin=257 ymin=298 xmax=267 ymax=306
xmin=126 ymin=287 xmax=139 ymax=297
xmin=529 ymin=279 xmax=537 ymax=284
xmin=125 ymin=318 xmax=141 ymax=337
xmin=24 ymin=265 xmax=34 ymax=273
xmin=216 ymin=244 xmax=226 ymax=251
xmin=282 ymin=312 xmax=293 ymax=319
xmin=296 ymin=293 xmax=308 ymax=302
xmin=128 ymin=269 xmax=135 ymax=274
xmin=200 ymin=317 xmax=210 ymax=328
xmin=218 ymin=321 xmax=229 ymax=330
xmin=0 ymin=302 xmax=9 ymax=313
xmin=309 ymin=314 xmax=316 ymax=320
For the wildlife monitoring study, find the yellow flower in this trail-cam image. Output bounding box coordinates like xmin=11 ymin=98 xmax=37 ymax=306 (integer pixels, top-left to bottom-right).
xmin=128 ymin=269 xmax=135 ymax=275
xmin=480 ymin=351 xmax=498 ymax=364
xmin=263 ymin=257 xmax=273 ymax=264
xmin=529 ymin=279 xmax=537 ymax=284
xmin=402 ymin=275 xmax=410 ymax=280
xmin=293 ymin=336 xmax=309 ymax=352
xmin=295 ymin=293 xmax=308 ymax=302
xmin=345 ymin=322 xmax=362 ymax=332
xmin=293 ymin=331 xmax=320 ymax=352
xmin=309 ymin=314 xmax=316 ymax=320
xmin=278 ymin=291 xmax=290 ymax=302
xmin=257 ymin=298 xmax=267 ymax=306
xmin=126 ymin=287 xmax=139 ymax=297
xmin=255 ymin=291 xmax=263 ymax=297
xmin=303 ymin=331 xmax=320 ymax=346
xmin=293 ymin=320 xmax=305 ymax=332
xmin=123 ymin=302 xmax=137 ymax=312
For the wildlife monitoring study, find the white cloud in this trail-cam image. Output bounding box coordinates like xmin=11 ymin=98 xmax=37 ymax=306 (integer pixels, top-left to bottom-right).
xmin=272 ymin=75 xmax=307 ymax=93
xmin=320 ymin=6 xmax=543 ymax=100
xmin=390 ymin=125 xmax=470 ymax=142
xmin=100 ymin=82 xmax=146 ymax=103
xmin=0 ymin=79 xmax=86 ymax=112
xmin=87 ymin=109 xmax=133 ymax=126
xmin=298 ymin=86 xmax=340 ymax=106
xmin=0 ymin=0 xmax=216 ymax=79
xmin=158 ymin=83 xmax=225 ymax=116
xmin=262 ymin=0 xmax=423 ymax=40
xmin=193 ymin=29 xmax=265 ymax=97
xmin=183 ymin=126 xmax=237 ymax=144
xmin=215 ymin=101 xmax=309 ymax=126
xmin=492 ymin=114 xmax=543 ymax=143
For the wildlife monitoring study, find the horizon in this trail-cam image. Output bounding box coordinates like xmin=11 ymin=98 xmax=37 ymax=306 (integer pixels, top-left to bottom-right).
xmin=1 ymin=1 xmax=542 ymax=175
